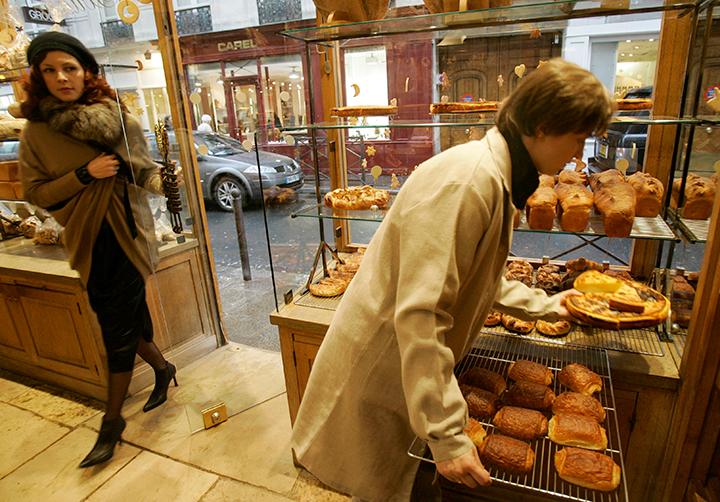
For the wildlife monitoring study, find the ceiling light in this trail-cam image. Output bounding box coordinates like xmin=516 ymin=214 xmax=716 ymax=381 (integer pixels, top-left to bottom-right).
xmin=626 ymin=39 xmax=631 ymax=43
xmin=649 ymin=38 xmax=655 ymax=42
xmin=628 ymin=53 xmax=634 ymax=57
xmin=621 ymin=53 xmax=625 ymax=56
xmin=634 ymin=46 xmax=639 ymax=49
xmin=289 ymin=67 xmax=300 ymax=79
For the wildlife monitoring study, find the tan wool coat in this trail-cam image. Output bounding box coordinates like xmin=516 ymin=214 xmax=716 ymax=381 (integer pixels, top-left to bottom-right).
xmin=291 ymin=127 xmax=564 ymax=501
xmin=19 ymin=98 xmax=164 ymax=286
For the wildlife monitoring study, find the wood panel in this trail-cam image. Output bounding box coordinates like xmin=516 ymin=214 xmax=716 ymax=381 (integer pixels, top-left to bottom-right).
xmin=612 ymin=388 xmax=637 ymax=455
xmin=0 ymin=283 xmax=31 ymax=359
xmin=294 ymin=338 xmax=320 ymax=403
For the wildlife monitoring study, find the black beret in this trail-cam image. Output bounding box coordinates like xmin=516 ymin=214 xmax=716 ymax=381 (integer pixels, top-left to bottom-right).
xmin=27 ymin=31 xmax=99 ymax=75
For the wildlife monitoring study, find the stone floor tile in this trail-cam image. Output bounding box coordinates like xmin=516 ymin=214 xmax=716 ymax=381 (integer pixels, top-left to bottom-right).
xmin=0 ymin=402 xmax=70 ymax=478
xmin=0 ymin=427 xmax=139 ymax=501
xmin=8 ymin=383 xmax=102 ymax=427
xmin=288 ymin=470 xmax=351 ymax=502
xmin=0 ymin=370 xmax=35 ymax=402
xmin=86 ymin=450 xmax=218 ymax=502
xmin=200 ymin=478 xmax=293 ymax=502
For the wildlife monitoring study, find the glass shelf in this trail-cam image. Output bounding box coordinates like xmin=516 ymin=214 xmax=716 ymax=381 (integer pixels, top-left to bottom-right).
xmin=281 ymin=1 xmax=699 ymax=43
xmin=293 ymin=203 xmax=679 ymax=241
xmin=667 ymin=208 xmax=710 ymax=243
xmin=281 ymin=116 xmax=706 ymax=132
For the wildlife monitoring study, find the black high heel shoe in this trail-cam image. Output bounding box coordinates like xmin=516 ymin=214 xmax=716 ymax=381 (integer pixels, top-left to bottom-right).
xmin=79 ymin=416 xmax=126 ymax=468
xmin=143 ymin=362 xmax=178 ymax=412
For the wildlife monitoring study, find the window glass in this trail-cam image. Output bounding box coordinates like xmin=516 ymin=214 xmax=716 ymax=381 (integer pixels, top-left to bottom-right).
xmin=260 ymin=54 xmax=306 ymax=142
xmin=343 ymin=46 xmax=389 ymax=140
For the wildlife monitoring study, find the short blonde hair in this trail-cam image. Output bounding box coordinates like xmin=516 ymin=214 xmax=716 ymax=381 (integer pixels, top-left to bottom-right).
xmin=497 ymin=58 xmax=615 ymax=137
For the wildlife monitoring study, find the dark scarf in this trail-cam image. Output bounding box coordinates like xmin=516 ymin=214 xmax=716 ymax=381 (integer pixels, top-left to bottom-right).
xmin=498 ymin=124 xmax=540 ymax=210
xmin=40 ymin=96 xmax=138 ymax=238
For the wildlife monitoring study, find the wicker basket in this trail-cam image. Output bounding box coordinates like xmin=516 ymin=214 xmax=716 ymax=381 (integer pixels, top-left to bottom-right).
xmin=313 ymin=0 xmax=390 ymax=24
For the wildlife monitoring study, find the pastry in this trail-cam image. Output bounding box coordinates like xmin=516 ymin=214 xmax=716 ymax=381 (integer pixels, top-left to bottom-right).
xmin=324 ymin=185 xmax=390 ymax=210
xmin=558 ymin=169 xmax=587 ymax=186
xmin=309 ymin=277 xmax=348 ymax=297
xmin=492 ymin=406 xmax=548 ymax=440
xmin=553 ymin=392 xmax=606 ymax=423
xmin=501 ymin=314 xmax=535 ymax=334
xmin=627 ymin=172 xmax=664 ymax=217
xmin=589 ymin=169 xmax=625 ymax=192
xmin=558 ymin=363 xmax=602 ymax=395
xmin=549 ymin=413 xmax=608 ymax=450
xmin=478 ymin=434 xmax=535 ymax=473
xmin=19 ymin=215 xmax=41 ymax=238
xmin=536 ymin=320 xmax=572 ymax=337
xmin=671 ymin=275 xmax=695 ymax=301
xmin=330 ymin=105 xmax=398 ymax=117
xmin=507 ymin=359 xmax=553 ymax=386
xmin=574 ymin=270 xmax=623 ymax=294
xmin=526 ymin=186 xmax=558 ymax=230
xmin=608 ymin=283 xmax=646 ymax=313
xmin=484 ymin=310 xmax=502 ymax=327
xmin=460 ymin=367 xmax=507 ymax=396
xmin=603 ymin=269 xmax=633 ymax=282
xmin=555 ymin=447 xmax=621 ymax=491
xmin=616 ymin=97 xmax=653 ymax=110
xmin=593 ymin=181 xmax=636 ymax=238
xmin=538 ymin=174 xmax=556 ymax=188
xmin=504 ymin=381 xmax=555 ymax=410
xmin=554 ymin=182 xmax=593 ymax=232
xmin=536 ymin=264 xmax=563 ymax=294
xmin=429 ymin=101 xmax=499 ymax=114
xmin=464 ymin=417 xmax=487 ymax=447
xmin=671 ymin=173 xmax=715 ymax=220
xmin=460 ymin=384 xmax=498 ymax=419
xmin=506 ymin=260 xmax=534 ymax=276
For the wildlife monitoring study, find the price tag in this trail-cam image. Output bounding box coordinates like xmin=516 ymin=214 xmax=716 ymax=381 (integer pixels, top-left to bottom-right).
xmin=371 ymin=165 xmax=383 ymax=183
xmin=615 ymin=158 xmax=630 ymax=175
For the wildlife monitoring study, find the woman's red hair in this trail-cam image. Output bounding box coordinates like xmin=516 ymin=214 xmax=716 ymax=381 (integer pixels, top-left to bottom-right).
xmin=21 ymin=58 xmax=126 ymax=121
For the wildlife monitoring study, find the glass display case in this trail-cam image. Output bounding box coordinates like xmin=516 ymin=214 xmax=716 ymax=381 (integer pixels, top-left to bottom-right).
xmin=265 ymin=1 xmax=720 ymax=501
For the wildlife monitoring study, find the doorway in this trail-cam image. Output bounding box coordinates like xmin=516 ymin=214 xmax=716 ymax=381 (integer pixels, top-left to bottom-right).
xmin=225 ymin=77 xmax=263 ymax=142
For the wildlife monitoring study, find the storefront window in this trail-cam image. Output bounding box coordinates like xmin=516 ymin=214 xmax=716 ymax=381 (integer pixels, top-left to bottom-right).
xmin=187 ymin=62 xmax=226 ymax=133
xmin=343 ymin=46 xmax=389 ymax=140
xmin=615 ymin=38 xmax=658 ymax=97
xmin=259 ymin=54 xmax=305 ymax=142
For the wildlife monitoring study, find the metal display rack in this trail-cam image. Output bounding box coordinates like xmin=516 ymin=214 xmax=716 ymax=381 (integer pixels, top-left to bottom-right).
xmin=407 ymin=333 xmax=628 ymax=502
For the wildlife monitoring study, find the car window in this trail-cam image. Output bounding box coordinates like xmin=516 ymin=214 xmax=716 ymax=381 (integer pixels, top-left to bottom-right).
xmin=0 ymin=140 xmax=18 ymax=161
xmin=195 ymin=134 xmax=241 ymax=156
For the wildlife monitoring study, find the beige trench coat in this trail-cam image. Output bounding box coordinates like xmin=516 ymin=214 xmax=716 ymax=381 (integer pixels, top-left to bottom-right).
xmin=291 ymin=128 xmax=564 ymax=501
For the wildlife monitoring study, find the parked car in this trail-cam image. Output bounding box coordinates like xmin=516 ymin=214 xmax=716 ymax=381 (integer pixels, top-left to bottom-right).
xmin=145 ymin=131 xmax=304 ymax=211
xmin=591 ymin=86 xmax=652 ymax=174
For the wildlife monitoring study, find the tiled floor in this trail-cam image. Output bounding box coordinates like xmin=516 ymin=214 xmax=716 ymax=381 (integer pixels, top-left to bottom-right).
xmin=0 ymin=343 xmax=349 ymax=502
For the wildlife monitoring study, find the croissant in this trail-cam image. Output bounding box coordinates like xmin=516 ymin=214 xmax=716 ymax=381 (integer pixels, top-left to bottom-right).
xmin=464 ymin=417 xmax=487 ymax=447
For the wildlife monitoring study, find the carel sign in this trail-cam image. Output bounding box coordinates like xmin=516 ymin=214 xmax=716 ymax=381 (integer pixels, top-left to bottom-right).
xmin=22 ymin=7 xmax=65 ymax=26
xmin=217 ymin=38 xmax=257 ymax=53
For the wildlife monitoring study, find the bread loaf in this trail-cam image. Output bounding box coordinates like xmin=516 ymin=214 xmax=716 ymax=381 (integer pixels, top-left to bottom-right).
xmin=555 ymin=447 xmax=621 ymax=492
xmin=558 ymin=169 xmax=586 ymax=186
xmin=555 ymin=182 xmax=593 ymax=232
xmin=558 ymin=363 xmax=602 ymax=395
xmin=460 ymin=384 xmax=498 ymax=418
xmin=460 ymin=367 xmax=507 ymax=396
xmin=627 ymin=172 xmax=664 ymax=217
xmin=492 ymin=406 xmax=548 ymax=440
xmin=589 ymin=169 xmax=625 ymax=192
xmin=553 ymin=392 xmax=606 ymax=423
xmin=508 ymin=359 xmax=553 ymax=386
xmin=526 ymin=186 xmax=558 ymax=230
xmin=593 ymin=181 xmax=636 ymax=237
xmin=671 ymin=174 xmax=716 ymax=219
xmin=539 ymin=174 xmax=556 ymax=188
xmin=549 ymin=413 xmax=608 ymax=450
xmin=478 ymin=434 xmax=535 ymax=473
xmin=504 ymin=381 xmax=556 ymax=410
xmin=464 ymin=417 xmax=487 ymax=447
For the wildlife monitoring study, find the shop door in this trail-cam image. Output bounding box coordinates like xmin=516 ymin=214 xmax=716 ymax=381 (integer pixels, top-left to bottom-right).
xmin=225 ymin=78 xmax=263 ymax=142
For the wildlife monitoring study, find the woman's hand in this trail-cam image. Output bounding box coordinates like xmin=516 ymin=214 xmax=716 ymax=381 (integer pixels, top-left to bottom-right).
xmin=436 ymin=447 xmax=492 ymax=489
xmin=87 ymin=153 xmax=119 ymax=179
xmin=554 ymin=288 xmax=583 ymax=319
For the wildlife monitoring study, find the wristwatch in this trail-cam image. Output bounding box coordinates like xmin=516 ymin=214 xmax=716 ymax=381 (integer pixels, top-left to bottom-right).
xmin=75 ymin=164 xmax=95 ymax=185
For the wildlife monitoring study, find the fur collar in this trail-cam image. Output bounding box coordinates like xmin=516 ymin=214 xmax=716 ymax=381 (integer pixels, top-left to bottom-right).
xmin=39 ymin=96 xmax=124 ymax=148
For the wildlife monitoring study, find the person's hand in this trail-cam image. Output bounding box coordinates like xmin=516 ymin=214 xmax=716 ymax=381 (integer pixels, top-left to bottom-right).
xmin=554 ymin=288 xmax=583 ymax=319
xmin=436 ymin=447 xmax=491 ymax=489
xmin=87 ymin=153 xmax=119 ymax=179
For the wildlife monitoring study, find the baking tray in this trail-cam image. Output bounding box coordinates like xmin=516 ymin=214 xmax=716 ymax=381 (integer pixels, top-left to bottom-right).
xmin=407 ymin=333 xmax=628 ymax=502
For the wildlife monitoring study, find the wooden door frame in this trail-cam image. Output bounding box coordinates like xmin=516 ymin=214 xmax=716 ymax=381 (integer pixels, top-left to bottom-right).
xmin=223 ymin=76 xmax=265 ymax=143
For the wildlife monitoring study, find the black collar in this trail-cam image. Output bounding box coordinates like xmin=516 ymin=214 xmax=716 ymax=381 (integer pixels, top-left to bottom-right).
xmin=498 ymin=125 xmax=540 ymax=210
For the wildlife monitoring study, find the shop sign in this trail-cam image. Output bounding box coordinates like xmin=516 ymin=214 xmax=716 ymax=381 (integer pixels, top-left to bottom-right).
xmin=22 ymin=6 xmax=65 ymax=26
xmin=217 ymin=39 xmax=257 ymax=53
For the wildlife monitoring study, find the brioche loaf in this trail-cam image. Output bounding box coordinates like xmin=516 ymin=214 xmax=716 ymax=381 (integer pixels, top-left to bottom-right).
xmin=627 ymin=172 xmax=664 ymax=217
xmin=593 ymin=182 xmax=636 ymax=237
xmin=539 ymin=174 xmax=556 ymax=188
xmin=558 ymin=169 xmax=587 ymax=185
xmin=671 ymin=173 xmax=716 ymax=219
xmin=555 ymin=182 xmax=593 ymax=232
xmin=526 ymin=186 xmax=558 ymax=230
xmin=555 ymin=447 xmax=621 ymax=492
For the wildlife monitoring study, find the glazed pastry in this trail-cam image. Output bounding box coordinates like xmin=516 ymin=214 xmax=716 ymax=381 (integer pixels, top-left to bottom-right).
xmin=492 ymin=406 xmax=548 ymax=441
xmin=555 ymin=447 xmax=621 ymax=492
xmin=552 ymin=392 xmax=605 ymax=423
xmin=504 ymin=381 xmax=555 ymax=410
xmin=535 ymin=320 xmax=572 ymax=337
xmin=501 ymin=314 xmax=535 ymax=334
xmin=460 ymin=367 xmax=507 ymax=396
xmin=478 ymin=434 xmax=535 ymax=474
xmin=464 ymin=417 xmax=487 ymax=447
xmin=548 ymin=413 xmax=608 ymax=450
xmin=507 ymin=359 xmax=553 ymax=386
xmin=484 ymin=310 xmax=502 ymax=327
xmin=460 ymin=384 xmax=498 ymax=419
xmin=559 ymin=363 xmax=602 ymax=395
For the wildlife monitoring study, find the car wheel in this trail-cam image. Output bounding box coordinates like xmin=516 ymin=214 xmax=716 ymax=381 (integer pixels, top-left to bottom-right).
xmin=213 ymin=175 xmax=249 ymax=211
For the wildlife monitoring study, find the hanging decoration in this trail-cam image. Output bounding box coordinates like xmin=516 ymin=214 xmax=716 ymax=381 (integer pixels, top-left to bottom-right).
xmin=154 ymin=121 xmax=184 ymax=234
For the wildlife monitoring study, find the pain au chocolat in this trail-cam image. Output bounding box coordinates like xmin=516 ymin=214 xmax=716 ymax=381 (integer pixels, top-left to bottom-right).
xmin=555 ymin=447 xmax=621 ymax=492
xmin=553 ymin=392 xmax=606 ymax=423
xmin=504 ymin=381 xmax=556 ymax=410
xmin=507 ymin=359 xmax=553 ymax=386
xmin=478 ymin=434 xmax=535 ymax=474
xmin=459 ymin=367 xmax=507 ymax=396
xmin=558 ymin=363 xmax=602 ymax=396
xmin=492 ymin=406 xmax=548 ymax=441
xmin=548 ymin=413 xmax=608 ymax=451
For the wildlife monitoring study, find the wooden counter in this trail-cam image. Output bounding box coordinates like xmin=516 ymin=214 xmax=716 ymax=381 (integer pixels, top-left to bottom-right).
xmin=270 ymin=299 xmax=681 ymax=502
xmin=0 ymin=237 xmax=219 ymax=400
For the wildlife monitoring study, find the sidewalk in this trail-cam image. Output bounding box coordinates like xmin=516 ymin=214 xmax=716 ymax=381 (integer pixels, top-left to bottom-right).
xmin=0 ymin=343 xmax=348 ymax=502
